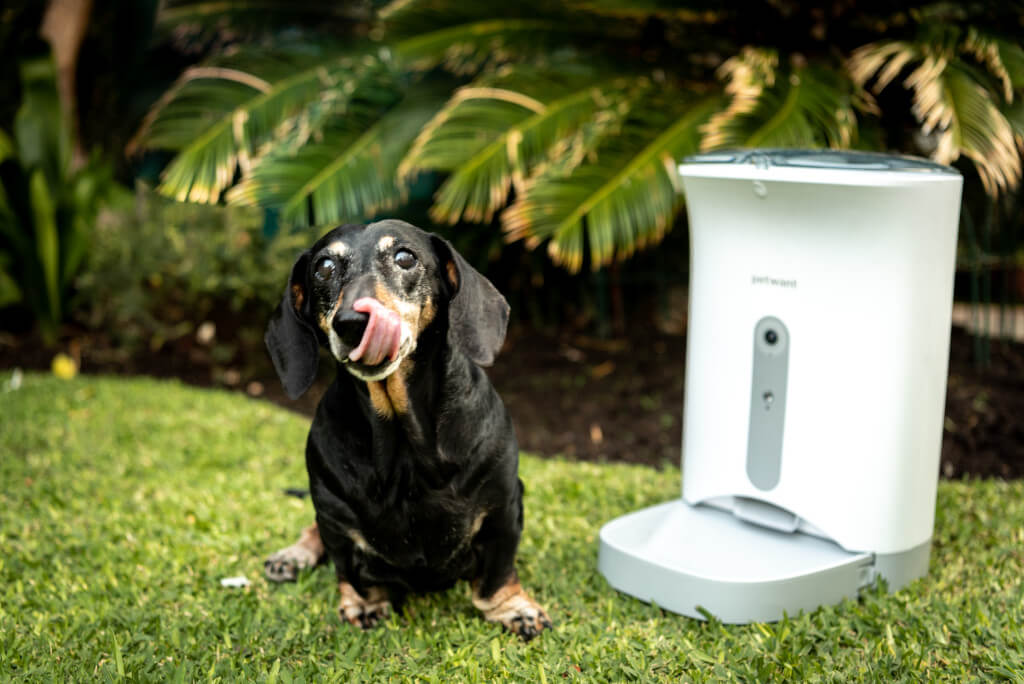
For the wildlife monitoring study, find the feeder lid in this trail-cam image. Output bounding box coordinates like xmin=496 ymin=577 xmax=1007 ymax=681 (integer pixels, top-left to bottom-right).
xmin=681 ymin=148 xmax=958 ymax=174
xmin=598 ymin=499 xmax=874 ymax=623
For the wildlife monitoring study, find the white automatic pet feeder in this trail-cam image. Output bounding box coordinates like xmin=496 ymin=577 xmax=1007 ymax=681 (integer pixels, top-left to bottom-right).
xmin=598 ymin=149 xmax=963 ymax=623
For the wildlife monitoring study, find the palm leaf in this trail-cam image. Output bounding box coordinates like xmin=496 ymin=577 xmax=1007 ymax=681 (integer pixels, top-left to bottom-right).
xmin=700 ymin=47 xmax=778 ymax=133
xmin=503 ymin=94 xmax=722 ymax=272
xmin=136 ymin=19 xmax=575 ymax=205
xmin=561 ymin=0 xmax=724 ymax=22
xmin=400 ymin=66 xmax=629 ymax=224
xmin=226 ymin=98 xmax=441 ymax=226
xmin=850 ymin=39 xmax=1022 ymax=193
xmin=938 ymin=63 xmax=1022 ymax=193
xmin=963 ymin=28 xmax=1024 ymax=101
xmin=703 ymin=50 xmax=856 ymax=150
xmin=391 ymin=19 xmax=566 ymax=74
xmin=381 ymin=0 xmax=635 ymax=51
xmin=133 ymin=45 xmax=396 ymax=203
xmin=1005 ymin=97 xmax=1024 ymax=141
xmin=156 ymin=1 xmax=368 ymax=26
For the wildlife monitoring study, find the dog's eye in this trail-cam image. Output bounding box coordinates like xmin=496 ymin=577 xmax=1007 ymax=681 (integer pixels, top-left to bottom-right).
xmin=314 ymin=257 xmax=336 ymax=281
xmin=394 ymin=249 xmax=417 ymax=270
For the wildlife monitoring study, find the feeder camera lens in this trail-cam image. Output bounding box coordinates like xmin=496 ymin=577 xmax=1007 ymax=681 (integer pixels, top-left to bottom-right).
xmin=764 ymin=329 xmax=778 ymax=346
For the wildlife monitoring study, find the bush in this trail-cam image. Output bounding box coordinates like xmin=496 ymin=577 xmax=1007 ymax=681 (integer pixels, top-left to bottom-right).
xmin=0 ymin=58 xmax=129 ymax=341
xmin=75 ymin=186 xmax=309 ymax=351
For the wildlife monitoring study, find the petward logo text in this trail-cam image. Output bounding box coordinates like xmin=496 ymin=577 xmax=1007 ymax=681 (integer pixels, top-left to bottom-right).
xmin=752 ymin=275 xmax=797 ymax=288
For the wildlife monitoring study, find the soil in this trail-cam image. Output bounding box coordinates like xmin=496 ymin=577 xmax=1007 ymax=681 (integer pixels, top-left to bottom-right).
xmin=1 ymin=318 xmax=1022 ymax=479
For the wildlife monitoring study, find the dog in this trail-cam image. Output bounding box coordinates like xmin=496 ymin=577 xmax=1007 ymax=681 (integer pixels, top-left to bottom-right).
xmin=262 ymin=219 xmax=551 ymax=640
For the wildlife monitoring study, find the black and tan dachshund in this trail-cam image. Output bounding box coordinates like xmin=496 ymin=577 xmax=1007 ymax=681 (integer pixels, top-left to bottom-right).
xmin=262 ymin=220 xmax=551 ymax=640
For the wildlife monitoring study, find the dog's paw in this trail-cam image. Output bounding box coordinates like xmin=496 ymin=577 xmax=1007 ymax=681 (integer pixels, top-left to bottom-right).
xmin=264 ymin=525 xmax=324 ymax=583
xmin=264 ymin=547 xmax=313 ymax=582
xmin=338 ymin=582 xmax=391 ymax=630
xmin=502 ymin=603 xmax=553 ymax=641
xmin=473 ymin=580 xmax=552 ymax=642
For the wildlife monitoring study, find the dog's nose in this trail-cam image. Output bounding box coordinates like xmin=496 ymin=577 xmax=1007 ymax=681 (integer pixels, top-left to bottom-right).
xmin=333 ymin=310 xmax=369 ymax=348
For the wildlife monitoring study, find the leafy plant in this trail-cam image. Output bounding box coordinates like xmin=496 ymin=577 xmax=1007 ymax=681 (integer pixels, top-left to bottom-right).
xmin=76 ymin=186 xmax=309 ymax=351
xmin=132 ymin=1 xmax=1024 ymax=272
xmin=848 ymin=22 xmax=1024 ymax=194
xmin=0 ymin=58 xmax=128 ymax=341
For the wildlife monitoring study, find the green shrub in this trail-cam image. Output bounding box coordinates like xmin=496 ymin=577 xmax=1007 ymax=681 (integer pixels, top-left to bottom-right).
xmin=75 ymin=186 xmax=309 ymax=350
xmin=0 ymin=58 xmax=129 ymax=341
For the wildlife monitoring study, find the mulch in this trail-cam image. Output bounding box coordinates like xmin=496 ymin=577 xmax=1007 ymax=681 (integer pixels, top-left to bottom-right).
xmin=1 ymin=320 xmax=1021 ymax=479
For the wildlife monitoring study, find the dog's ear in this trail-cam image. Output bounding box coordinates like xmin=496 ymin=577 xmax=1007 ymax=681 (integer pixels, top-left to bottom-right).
xmin=265 ymin=251 xmax=319 ymax=399
xmin=431 ymin=236 xmax=510 ymax=366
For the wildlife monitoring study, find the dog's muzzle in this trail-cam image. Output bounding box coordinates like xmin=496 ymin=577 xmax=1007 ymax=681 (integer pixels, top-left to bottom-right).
xmin=344 ymin=298 xmax=403 ymax=368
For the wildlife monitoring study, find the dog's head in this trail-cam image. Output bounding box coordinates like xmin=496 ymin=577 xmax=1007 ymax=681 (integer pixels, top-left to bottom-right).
xmin=265 ymin=219 xmax=510 ymax=399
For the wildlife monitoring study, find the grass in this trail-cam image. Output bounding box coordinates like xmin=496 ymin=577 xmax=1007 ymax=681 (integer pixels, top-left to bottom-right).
xmin=1 ymin=373 xmax=1023 ymax=682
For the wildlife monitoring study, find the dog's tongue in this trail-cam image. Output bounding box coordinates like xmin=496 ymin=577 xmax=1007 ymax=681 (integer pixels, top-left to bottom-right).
xmin=348 ymin=297 xmax=401 ymax=367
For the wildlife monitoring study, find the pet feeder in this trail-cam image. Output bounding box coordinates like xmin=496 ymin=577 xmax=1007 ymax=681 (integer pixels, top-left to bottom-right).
xmin=598 ymin=149 xmax=963 ymax=623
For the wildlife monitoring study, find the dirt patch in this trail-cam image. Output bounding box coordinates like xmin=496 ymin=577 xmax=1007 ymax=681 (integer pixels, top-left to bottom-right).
xmin=492 ymin=325 xmax=1024 ymax=479
xmin=941 ymin=327 xmax=1024 ymax=478
xmin=1 ymin=319 xmax=1021 ymax=479
xmin=491 ymin=327 xmax=686 ymax=468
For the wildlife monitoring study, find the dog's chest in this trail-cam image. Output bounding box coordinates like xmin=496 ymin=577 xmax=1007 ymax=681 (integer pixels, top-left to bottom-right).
xmin=348 ymin=482 xmax=482 ymax=569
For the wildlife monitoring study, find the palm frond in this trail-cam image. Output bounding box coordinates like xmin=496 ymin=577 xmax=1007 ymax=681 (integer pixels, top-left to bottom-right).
xmin=701 ymin=47 xmax=778 ymax=132
xmin=391 ymin=19 xmax=566 ymax=74
xmin=939 ymin=63 xmax=1022 ymax=193
xmin=133 ymin=45 xmax=395 ymax=204
xmin=1005 ymin=97 xmax=1024 ymax=142
xmin=138 ymin=18 xmax=581 ymax=205
xmin=399 ymin=66 xmax=630 ymax=224
xmin=156 ymin=1 xmax=369 ymax=26
xmin=562 ymin=0 xmax=724 ymax=23
xmin=503 ymin=94 xmax=721 ymax=272
xmin=963 ymin=28 xmax=1024 ymax=102
xmin=381 ymin=0 xmax=551 ymax=28
xmin=226 ymin=98 xmax=440 ymax=226
xmin=703 ymin=50 xmax=856 ymax=150
xmin=850 ymin=39 xmax=1022 ymax=193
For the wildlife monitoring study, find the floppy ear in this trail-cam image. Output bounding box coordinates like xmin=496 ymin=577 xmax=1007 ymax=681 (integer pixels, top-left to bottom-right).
xmin=265 ymin=251 xmax=319 ymax=399
xmin=431 ymin=236 xmax=510 ymax=366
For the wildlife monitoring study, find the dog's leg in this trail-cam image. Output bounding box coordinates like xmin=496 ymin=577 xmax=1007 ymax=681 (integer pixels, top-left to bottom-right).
xmin=472 ymin=571 xmax=551 ymax=641
xmin=470 ymin=486 xmax=552 ymax=640
xmin=338 ymin=581 xmax=391 ymax=629
xmin=264 ymin=523 xmax=326 ymax=582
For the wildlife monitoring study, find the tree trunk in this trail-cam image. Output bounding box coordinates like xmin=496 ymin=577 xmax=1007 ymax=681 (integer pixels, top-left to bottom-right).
xmin=40 ymin=0 xmax=94 ymax=170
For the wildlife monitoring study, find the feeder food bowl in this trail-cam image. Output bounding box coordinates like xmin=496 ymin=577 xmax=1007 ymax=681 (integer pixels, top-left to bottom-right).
xmin=598 ymin=149 xmax=963 ymax=623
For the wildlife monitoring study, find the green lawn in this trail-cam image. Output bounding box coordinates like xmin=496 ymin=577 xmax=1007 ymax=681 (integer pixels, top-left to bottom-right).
xmin=1 ymin=373 xmax=1022 ymax=681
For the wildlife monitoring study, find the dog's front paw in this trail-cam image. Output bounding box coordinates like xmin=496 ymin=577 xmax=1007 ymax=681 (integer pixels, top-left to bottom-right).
xmin=264 ymin=547 xmax=315 ymax=582
xmin=338 ymin=582 xmax=391 ymax=630
xmin=473 ymin=579 xmax=552 ymax=641
xmin=264 ymin=525 xmax=324 ymax=582
xmin=503 ymin=603 xmax=553 ymax=641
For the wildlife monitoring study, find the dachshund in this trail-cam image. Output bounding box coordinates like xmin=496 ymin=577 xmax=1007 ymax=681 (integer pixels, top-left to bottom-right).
xmin=262 ymin=220 xmax=550 ymax=640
